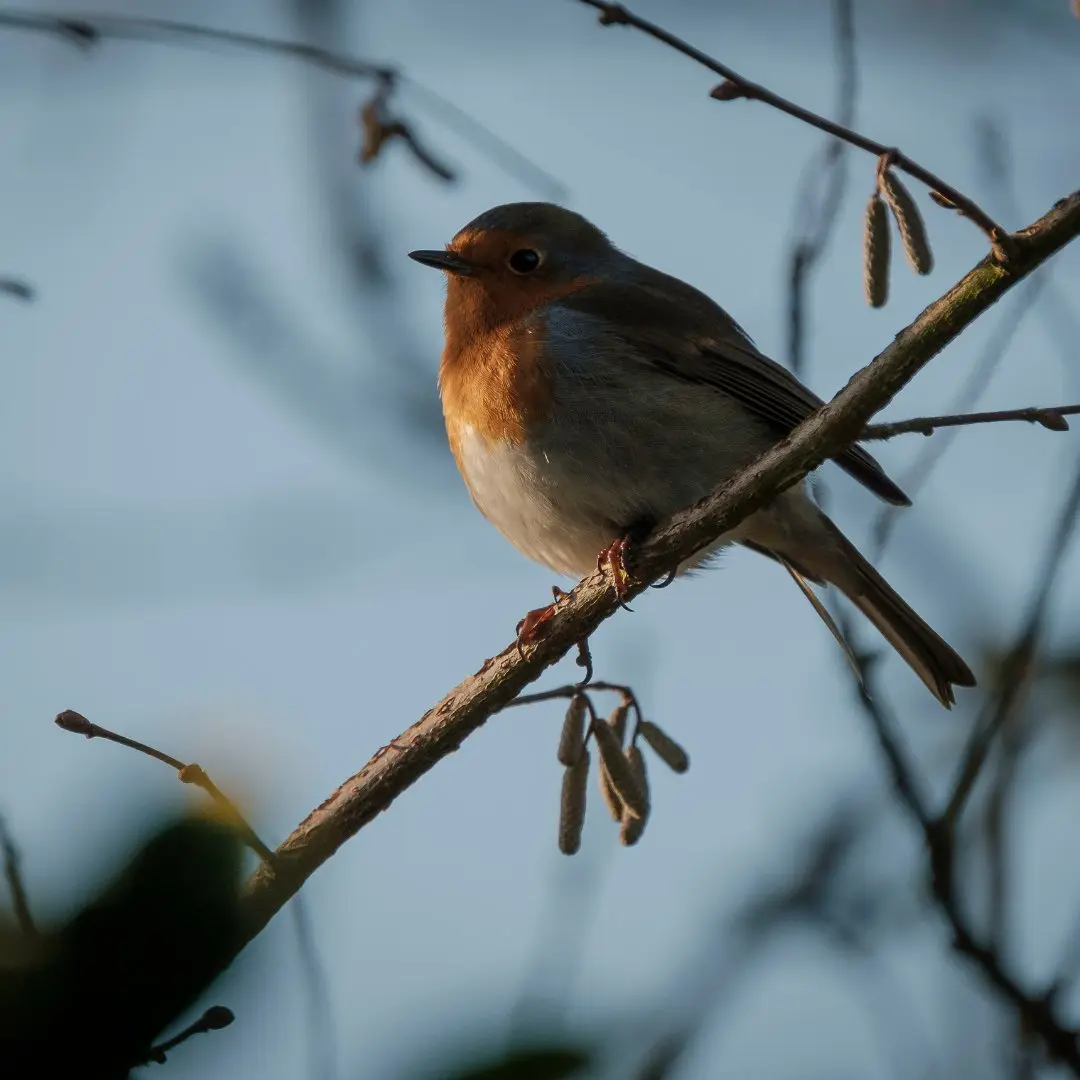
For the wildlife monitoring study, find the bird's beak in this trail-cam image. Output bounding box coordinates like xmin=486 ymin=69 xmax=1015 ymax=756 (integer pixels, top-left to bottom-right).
xmin=408 ymin=249 xmax=477 ymax=276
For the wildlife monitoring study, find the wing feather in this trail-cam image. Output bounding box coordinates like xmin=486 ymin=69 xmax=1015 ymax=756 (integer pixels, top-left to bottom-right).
xmin=558 ymin=272 xmax=910 ymax=507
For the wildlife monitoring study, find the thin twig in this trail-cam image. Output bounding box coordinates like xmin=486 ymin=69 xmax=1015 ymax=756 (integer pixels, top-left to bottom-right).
xmin=357 ymin=75 xmax=455 ymax=181
xmin=505 ymin=679 xmax=634 ymax=710
xmin=974 ymin=116 xmax=1080 ymax=395
xmin=940 ymin=454 xmax=1080 ymax=831
xmin=53 ymin=709 xmax=277 ymax=865
xmin=787 ymin=0 xmax=856 ymax=378
xmin=0 ymin=10 xmax=564 ymax=197
xmin=0 ymin=814 xmax=37 ymax=936
xmin=863 ymin=403 xmax=1080 ymax=441
xmin=227 ymin=191 xmax=1080 ymax=964
xmin=138 ymin=1006 xmax=235 ymax=1066
xmin=871 ymin=275 xmax=1048 ymax=557
xmin=577 ymin=0 xmax=1012 ymax=255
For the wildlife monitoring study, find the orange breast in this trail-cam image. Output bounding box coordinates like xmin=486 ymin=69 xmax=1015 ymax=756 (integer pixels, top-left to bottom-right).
xmin=438 ymin=268 xmax=599 ymax=469
xmin=440 ymin=320 xmax=554 ymax=468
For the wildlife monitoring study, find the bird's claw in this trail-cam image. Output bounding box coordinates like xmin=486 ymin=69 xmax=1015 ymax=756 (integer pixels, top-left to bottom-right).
xmin=515 ymin=588 xmax=571 ymax=657
xmin=597 ymin=536 xmax=635 ymax=610
xmin=516 ymin=604 xmax=557 ymax=656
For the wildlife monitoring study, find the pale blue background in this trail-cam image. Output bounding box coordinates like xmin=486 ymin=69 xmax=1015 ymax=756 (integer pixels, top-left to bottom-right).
xmin=2 ymin=1 xmax=1079 ymax=1076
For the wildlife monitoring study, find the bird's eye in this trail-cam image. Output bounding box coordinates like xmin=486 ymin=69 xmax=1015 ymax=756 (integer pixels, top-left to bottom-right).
xmin=508 ymin=248 xmax=542 ymax=274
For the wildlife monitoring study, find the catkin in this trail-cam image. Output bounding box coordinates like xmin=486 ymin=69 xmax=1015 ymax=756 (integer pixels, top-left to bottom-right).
xmin=557 ymin=695 xmax=588 ymax=766
xmin=598 ymin=760 xmax=624 ymax=821
xmin=862 ymin=193 xmax=890 ymax=308
xmin=626 ymin=746 xmax=650 ymax=821
xmin=608 ymin=702 xmax=631 ymax=745
xmin=592 ymin=720 xmax=646 ymax=819
xmin=879 ymin=170 xmax=934 ymax=275
xmin=558 ymin=750 xmax=589 ymax=855
xmin=638 ymin=721 xmax=690 ymax=774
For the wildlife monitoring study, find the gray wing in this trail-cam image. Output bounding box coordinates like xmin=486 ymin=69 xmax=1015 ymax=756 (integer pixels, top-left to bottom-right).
xmin=560 ymin=274 xmax=910 ymax=507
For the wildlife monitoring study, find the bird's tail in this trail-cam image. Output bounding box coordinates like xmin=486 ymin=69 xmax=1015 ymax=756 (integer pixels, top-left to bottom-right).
xmin=758 ymin=506 xmax=974 ymax=708
xmin=808 ymin=516 xmax=976 ymax=707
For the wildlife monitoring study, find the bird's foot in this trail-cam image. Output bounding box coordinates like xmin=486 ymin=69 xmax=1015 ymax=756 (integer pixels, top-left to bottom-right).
xmin=516 ymin=586 xmax=569 ymax=656
xmin=597 ymin=536 xmax=637 ymax=610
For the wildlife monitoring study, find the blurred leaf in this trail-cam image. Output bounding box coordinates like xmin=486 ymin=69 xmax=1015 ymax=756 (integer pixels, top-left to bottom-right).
xmin=0 ymin=814 xmax=243 ymax=1076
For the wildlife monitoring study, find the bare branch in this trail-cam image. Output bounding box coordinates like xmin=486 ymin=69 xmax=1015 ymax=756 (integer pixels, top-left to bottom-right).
xmin=54 ymin=709 xmax=276 ymax=865
xmin=941 ymin=455 xmax=1080 ymax=830
xmin=786 ymin=0 xmax=856 ymax=377
xmin=871 ymin=274 xmax=1048 ymax=556
xmin=0 ymin=814 xmax=36 ymax=936
xmin=0 ymin=10 xmax=564 ymax=197
xmin=864 ymin=404 xmax=1080 ymax=440
xmin=576 ymin=1 xmax=1012 ymax=256
xmin=835 ymin=443 xmax=1080 ymax=1072
xmin=357 ymin=73 xmax=456 ymax=182
xmin=831 ymin=577 xmax=1080 ymax=1074
xmin=848 ymin=648 xmax=1080 ymax=1072
xmin=138 ymin=1006 xmax=235 ymax=1067
xmin=223 ymin=190 xmax=1080 ymax=959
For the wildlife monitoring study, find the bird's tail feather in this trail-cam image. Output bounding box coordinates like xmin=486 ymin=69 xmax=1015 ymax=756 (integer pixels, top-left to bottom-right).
xmin=810 ymin=517 xmax=976 ymax=707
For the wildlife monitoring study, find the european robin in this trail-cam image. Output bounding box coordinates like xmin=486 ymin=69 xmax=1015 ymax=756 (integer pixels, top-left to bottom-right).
xmin=409 ymin=202 xmax=975 ymax=707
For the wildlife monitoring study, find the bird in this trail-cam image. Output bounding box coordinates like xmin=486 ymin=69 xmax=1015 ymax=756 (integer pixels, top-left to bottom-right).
xmin=409 ymin=202 xmax=976 ymax=707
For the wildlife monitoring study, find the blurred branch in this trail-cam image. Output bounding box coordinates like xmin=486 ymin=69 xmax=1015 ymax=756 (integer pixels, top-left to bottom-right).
xmin=139 ymin=1005 xmax=235 ymax=1067
xmin=982 ymin=706 xmax=1029 ymax=954
xmin=871 ymin=273 xmax=1048 ymax=557
xmin=223 ymin=192 xmax=1080 ymax=966
xmin=183 ymin=240 xmax=451 ymax=476
xmin=359 ymin=75 xmax=455 ymax=181
xmin=863 ymin=403 xmax=1080 ymax=440
xmin=291 ymin=898 xmax=337 ymax=1080
xmin=844 ymin=627 xmax=1080 ymax=1073
xmin=181 ymin=0 xmax=450 ymax=486
xmin=941 ymin=456 xmax=1080 ymax=831
xmin=786 ymin=0 xmax=856 ymax=378
xmin=53 ymin=705 xmax=338 ymax=1074
xmin=54 ymin=709 xmax=276 ymax=865
xmin=576 ymin=0 xmax=1013 ymax=257
xmin=0 ymin=816 xmax=243 ymax=1073
xmin=834 ymin=453 xmax=1080 ymax=1072
xmin=974 ymin=115 xmax=1080 ymax=395
xmin=288 ymin=0 xmax=448 ymax=461
xmin=0 ymin=276 xmax=34 ymax=301
xmin=0 ymin=814 xmax=36 ymax=936
xmin=0 ymin=9 xmax=564 ymax=196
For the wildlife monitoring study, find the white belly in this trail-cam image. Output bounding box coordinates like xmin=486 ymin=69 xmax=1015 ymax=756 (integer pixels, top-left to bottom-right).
xmin=455 ymin=425 xmax=615 ymax=578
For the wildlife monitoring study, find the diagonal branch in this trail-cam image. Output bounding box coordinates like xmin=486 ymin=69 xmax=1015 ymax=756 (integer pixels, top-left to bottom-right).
xmin=227 ymin=190 xmax=1080 ymax=957
xmin=576 ymin=0 xmax=1011 ymax=255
